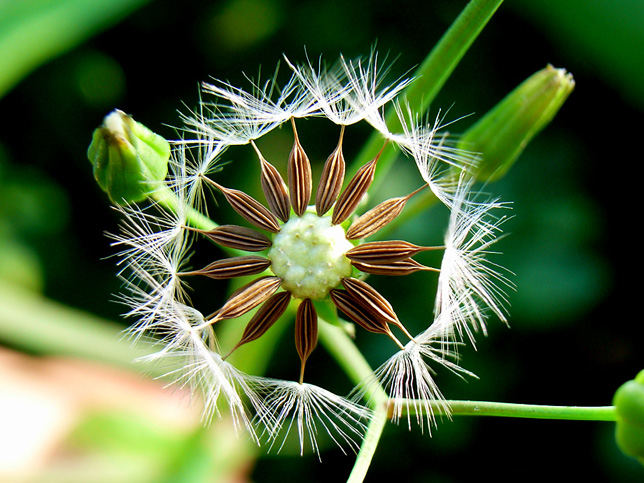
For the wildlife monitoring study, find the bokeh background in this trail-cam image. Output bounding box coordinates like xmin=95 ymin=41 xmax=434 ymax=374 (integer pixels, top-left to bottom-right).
xmin=1 ymin=0 xmax=642 ymax=481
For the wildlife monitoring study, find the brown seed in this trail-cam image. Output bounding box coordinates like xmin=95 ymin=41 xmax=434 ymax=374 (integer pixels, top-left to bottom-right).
xmin=252 ymin=141 xmax=291 ymax=223
xmin=315 ymin=126 xmax=345 ymax=216
xmin=287 ymin=119 xmax=312 ymax=216
xmin=225 ymin=291 xmax=291 ymax=357
xmin=206 ymin=179 xmax=281 ymax=233
xmin=351 ymin=258 xmax=438 ymax=276
xmin=331 ymin=145 xmax=385 ymax=225
xmin=210 ymin=276 xmax=282 ymax=323
xmin=295 ymin=298 xmax=318 ymax=383
xmin=180 ymin=256 xmax=271 ymax=280
xmin=345 ymin=240 xmax=436 ymax=264
xmin=341 ymin=277 xmax=415 ymax=339
xmin=194 ymin=225 xmax=272 ymax=252
xmin=329 ymin=289 xmax=391 ymax=335
xmin=341 ymin=277 xmax=400 ymax=326
xmin=345 ymin=185 xmax=426 ymax=240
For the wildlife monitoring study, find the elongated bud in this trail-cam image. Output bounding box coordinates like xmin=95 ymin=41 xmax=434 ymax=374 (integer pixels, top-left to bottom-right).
xmin=459 ymin=65 xmax=575 ymax=181
xmin=88 ymin=109 xmax=170 ymax=204
xmin=614 ymin=370 xmax=644 ymax=463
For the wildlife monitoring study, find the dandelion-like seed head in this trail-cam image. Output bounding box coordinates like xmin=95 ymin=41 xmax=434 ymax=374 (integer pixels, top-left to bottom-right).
xmin=111 ymin=51 xmax=511 ymax=455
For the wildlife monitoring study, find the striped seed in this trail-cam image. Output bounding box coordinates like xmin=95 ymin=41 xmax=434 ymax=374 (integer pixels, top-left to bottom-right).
xmin=341 ymin=277 xmax=414 ymax=340
xmin=330 ymin=289 xmax=404 ymax=349
xmin=345 ymin=185 xmax=426 ymax=240
xmin=287 ymin=119 xmax=312 ymax=216
xmin=180 ymin=256 xmax=271 ymax=280
xmin=208 ymin=276 xmax=282 ymax=323
xmin=331 ymin=145 xmax=385 ymax=225
xmin=295 ymin=298 xmax=318 ymax=383
xmin=315 ymin=126 xmax=345 ymax=216
xmin=351 ymin=258 xmax=438 ymax=276
xmin=206 ymin=178 xmax=281 ymax=233
xmin=345 ymin=240 xmax=437 ymax=264
xmin=192 ymin=225 xmax=272 ymax=252
xmin=224 ymin=291 xmax=291 ymax=358
xmin=252 ymin=141 xmax=291 ymax=223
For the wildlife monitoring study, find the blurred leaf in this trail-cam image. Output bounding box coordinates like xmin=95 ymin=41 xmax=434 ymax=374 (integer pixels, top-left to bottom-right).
xmin=0 ymin=278 xmax=157 ymax=370
xmin=69 ymin=409 xmax=186 ymax=455
xmin=0 ymin=236 xmax=44 ymax=291
xmin=0 ymin=0 xmax=152 ymax=98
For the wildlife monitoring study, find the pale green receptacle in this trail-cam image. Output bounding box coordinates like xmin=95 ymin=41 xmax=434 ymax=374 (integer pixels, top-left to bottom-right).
xmin=268 ymin=212 xmax=353 ymax=300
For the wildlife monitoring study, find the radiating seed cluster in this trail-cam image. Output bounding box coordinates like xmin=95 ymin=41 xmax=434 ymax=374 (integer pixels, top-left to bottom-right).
xmin=187 ymin=119 xmax=438 ymax=382
xmin=112 ymin=53 xmax=510 ymax=455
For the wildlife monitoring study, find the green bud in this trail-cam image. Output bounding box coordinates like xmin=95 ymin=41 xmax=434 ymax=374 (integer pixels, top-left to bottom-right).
xmin=459 ymin=65 xmax=575 ymax=181
xmin=613 ymin=369 xmax=644 ymax=464
xmin=87 ymin=109 xmax=170 ymax=204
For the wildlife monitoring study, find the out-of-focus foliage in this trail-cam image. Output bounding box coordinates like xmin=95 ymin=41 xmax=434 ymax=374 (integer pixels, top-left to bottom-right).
xmin=0 ymin=0 xmax=642 ymax=481
xmin=0 ymin=0 xmax=151 ymax=98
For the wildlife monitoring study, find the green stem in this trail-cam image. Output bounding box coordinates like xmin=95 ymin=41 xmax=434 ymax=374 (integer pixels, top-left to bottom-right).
xmin=151 ymin=185 xmax=245 ymax=257
xmin=350 ymin=0 xmax=505 ymax=194
xmin=318 ymin=319 xmax=388 ymax=404
xmin=151 ymin=185 xmax=217 ymax=231
xmin=347 ymin=404 xmax=388 ymax=483
xmin=390 ymin=399 xmax=617 ymax=421
xmin=318 ymin=319 xmax=390 ymax=483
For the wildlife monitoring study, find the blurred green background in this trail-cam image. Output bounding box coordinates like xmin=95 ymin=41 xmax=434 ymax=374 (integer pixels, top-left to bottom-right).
xmin=0 ymin=0 xmax=642 ymax=481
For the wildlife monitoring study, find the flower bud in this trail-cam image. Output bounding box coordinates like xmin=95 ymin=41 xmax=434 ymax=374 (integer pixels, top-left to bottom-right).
xmin=459 ymin=65 xmax=575 ymax=181
xmin=87 ymin=109 xmax=170 ymax=204
xmin=613 ymin=369 xmax=644 ymax=463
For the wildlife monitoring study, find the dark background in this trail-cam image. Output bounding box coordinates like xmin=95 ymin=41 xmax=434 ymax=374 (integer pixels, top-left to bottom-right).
xmin=1 ymin=0 xmax=642 ymax=481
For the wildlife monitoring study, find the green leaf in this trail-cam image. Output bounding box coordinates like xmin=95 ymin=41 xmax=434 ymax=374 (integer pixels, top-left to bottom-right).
xmin=0 ymin=0 xmax=152 ymax=98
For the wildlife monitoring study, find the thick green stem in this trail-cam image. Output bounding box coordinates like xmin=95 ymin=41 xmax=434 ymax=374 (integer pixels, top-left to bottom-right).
xmin=318 ymin=319 xmax=388 ymax=404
